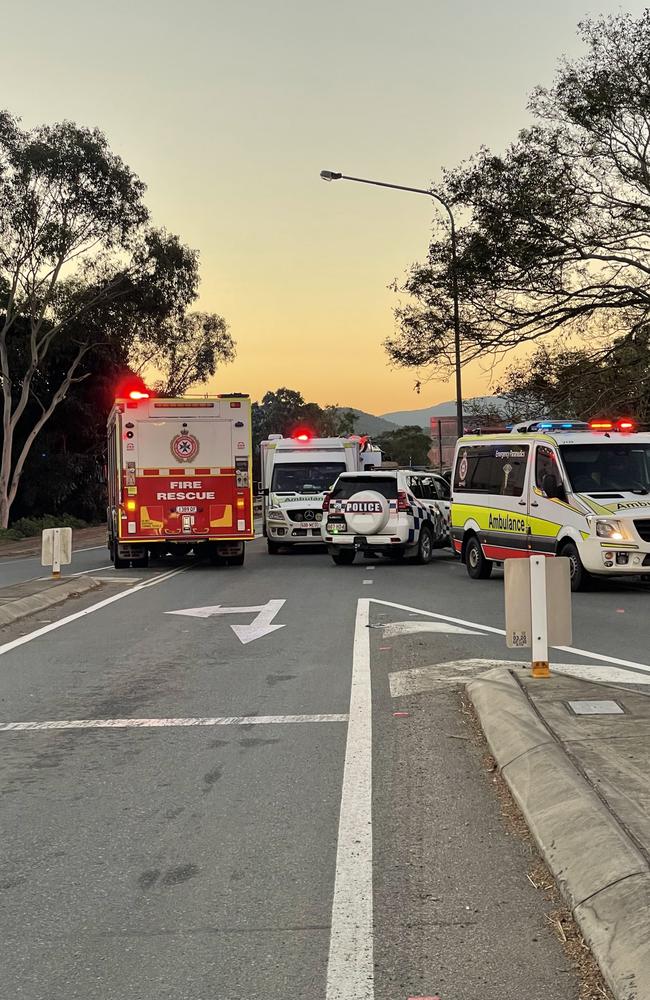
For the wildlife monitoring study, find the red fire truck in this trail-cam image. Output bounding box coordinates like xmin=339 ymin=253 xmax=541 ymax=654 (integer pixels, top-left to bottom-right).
xmin=106 ymin=391 xmax=254 ymax=567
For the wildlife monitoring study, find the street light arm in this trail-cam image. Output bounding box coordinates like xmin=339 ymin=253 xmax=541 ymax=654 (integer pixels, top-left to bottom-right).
xmin=319 ymin=168 xmax=464 ymax=437
xmin=326 ymin=172 xmax=456 ymax=229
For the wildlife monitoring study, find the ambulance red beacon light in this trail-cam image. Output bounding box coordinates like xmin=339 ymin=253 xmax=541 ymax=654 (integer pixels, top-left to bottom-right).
xmin=106 ymin=392 xmax=253 ymax=568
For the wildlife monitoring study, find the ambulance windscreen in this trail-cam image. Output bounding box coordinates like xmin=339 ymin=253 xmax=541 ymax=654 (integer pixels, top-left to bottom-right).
xmin=560 ymin=444 xmax=650 ymax=494
xmin=271 ymin=462 xmax=346 ymax=494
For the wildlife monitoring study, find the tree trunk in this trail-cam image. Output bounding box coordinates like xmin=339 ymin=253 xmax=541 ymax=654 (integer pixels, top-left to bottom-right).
xmin=0 ymin=488 xmax=10 ymax=530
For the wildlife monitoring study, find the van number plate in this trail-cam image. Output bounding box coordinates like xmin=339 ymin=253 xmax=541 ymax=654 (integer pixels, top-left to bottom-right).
xmin=176 ymin=505 xmax=198 ymax=514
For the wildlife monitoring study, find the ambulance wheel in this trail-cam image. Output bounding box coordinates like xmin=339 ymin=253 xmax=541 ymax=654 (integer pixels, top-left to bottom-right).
xmin=560 ymin=540 xmax=590 ymax=592
xmin=415 ymin=525 xmax=434 ymax=565
xmin=465 ymin=536 xmax=492 ymax=580
xmin=332 ymin=548 xmax=356 ymax=566
xmin=111 ymin=540 xmax=127 ymax=570
xmin=229 ymin=548 xmax=245 ymax=567
xmin=267 ymin=540 xmax=281 ymax=555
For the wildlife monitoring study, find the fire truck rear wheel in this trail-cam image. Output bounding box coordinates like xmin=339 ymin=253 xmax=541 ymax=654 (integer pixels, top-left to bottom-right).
xmin=134 ymin=551 xmax=149 ymax=569
xmin=111 ymin=540 xmax=127 ymax=570
xmin=228 ymin=548 xmax=245 ymax=567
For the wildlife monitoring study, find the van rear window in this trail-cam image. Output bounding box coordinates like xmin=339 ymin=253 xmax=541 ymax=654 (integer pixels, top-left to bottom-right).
xmin=454 ymin=444 xmax=530 ymax=497
xmin=330 ymin=476 xmax=398 ymax=500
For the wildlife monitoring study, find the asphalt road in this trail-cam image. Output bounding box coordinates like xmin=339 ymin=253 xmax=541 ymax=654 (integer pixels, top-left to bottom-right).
xmin=1 ymin=539 xmax=649 ymax=999
xmin=0 ymin=544 xmax=111 ymax=587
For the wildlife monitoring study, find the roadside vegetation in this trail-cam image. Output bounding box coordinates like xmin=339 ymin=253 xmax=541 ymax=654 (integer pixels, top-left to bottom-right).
xmin=387 ymin=11 xmax=650 ymax=422
xmin=0 ymin=513 xmax=91 ymax=542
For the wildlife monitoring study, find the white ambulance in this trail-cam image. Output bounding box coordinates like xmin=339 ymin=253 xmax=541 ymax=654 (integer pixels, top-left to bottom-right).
xmin=261 ymin=433 xmax=381 ymax=554
xmin=450 ymin=418 xmax=650 ymax=589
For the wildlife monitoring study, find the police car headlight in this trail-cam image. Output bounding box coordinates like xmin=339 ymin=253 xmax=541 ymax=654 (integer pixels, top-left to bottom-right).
xmin=595 ymin=519 xmax=626 ymax=540
xmin=268 ymin=508 xmax=285 ymax=521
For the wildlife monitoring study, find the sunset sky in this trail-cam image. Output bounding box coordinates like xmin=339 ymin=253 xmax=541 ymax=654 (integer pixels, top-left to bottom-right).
xmin=3 ymin=0 xmax=646 ymax=414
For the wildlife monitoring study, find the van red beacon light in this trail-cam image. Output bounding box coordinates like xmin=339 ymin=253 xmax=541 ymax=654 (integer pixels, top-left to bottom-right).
xmin=128 ymin=390 xmax=150 ymax=400
xmin=617 ymin=418 xmax=636 ymax=432
xmin=293 ymin=428 xmax=312 ymax=442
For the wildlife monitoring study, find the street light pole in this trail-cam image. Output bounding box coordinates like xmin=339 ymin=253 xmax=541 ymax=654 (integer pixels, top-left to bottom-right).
xmin=320 ymin=170 xmax=464 ymax=437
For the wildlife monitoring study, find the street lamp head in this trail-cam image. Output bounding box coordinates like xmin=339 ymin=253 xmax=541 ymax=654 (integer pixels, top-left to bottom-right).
xmin=320 ymin=170 xmax=342 ymax=182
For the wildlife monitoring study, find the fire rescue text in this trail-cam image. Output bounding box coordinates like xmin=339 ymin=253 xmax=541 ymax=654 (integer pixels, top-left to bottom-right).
xmin=155 ymin=480 xmax=216 ymax=500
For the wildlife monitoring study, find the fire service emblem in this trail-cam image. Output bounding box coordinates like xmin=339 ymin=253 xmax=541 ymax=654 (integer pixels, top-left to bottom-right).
xmin=171 ymin=432 xmax=199 ymax=463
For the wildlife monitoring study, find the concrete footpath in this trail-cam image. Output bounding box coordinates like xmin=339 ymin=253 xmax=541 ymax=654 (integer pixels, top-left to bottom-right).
xmin=467 ymin=666 xmax=650 ymax=1000
xmin=0 ymin=576 xmax=101 ymax=627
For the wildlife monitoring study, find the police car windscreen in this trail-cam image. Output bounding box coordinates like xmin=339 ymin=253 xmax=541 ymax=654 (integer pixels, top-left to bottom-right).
xmin=330 ymin=476 xmax=398 ymax=500
xmin=271 ymin=462 xmax=346 ymax=494
xmin=560 ymin=444 xmax=650 ymax=493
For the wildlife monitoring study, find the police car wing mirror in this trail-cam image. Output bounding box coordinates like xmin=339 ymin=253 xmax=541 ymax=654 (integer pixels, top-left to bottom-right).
xmin=542 ymin=473 xmax=562 ymax=499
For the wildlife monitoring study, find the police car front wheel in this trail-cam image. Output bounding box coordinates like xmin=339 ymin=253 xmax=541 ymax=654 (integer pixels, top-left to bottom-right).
xmin=465 ymin=536 xmax=493 ymax=580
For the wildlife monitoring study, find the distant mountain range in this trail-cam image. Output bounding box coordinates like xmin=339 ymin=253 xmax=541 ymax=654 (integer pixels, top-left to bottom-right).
xmin=340 ymin=397 xmax=501 ymax=434
xmin=381 ymin=397 xmax=501 ymax=427
xmin=339 ymin=408 xmax=400 ymax=436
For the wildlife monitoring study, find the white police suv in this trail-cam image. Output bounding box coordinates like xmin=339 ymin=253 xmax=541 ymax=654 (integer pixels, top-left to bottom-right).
xmin=321 ymin=470 xmax=450 ymax=565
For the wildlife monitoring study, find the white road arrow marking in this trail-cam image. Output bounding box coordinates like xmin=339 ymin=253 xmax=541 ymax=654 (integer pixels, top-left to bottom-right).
xmin=166 ymin=599 xmax=286 ymax=644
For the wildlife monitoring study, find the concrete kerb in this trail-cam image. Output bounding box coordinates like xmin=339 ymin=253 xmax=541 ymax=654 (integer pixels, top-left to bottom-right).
xmin=0 ymin=576 xmax=102 ymax=628
xmin=466 ymin=666 xmax=650 ymax=1000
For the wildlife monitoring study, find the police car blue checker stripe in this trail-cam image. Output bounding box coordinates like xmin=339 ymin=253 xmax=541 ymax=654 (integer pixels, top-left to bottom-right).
xmin=408 ymin=500 xmax=432 ymax=543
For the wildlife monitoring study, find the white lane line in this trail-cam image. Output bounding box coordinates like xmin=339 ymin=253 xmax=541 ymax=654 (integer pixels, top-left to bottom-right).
xmin=326 ymin=598 xmax=373 ymax=1000
xmin=0 ymin=544 xmax=106 ymax=567
xmin=37 ymin=565 xmax=110 ymax=581
xmin=0 ymin=567 xmax=187 ymax=657
xmin=0 ymin=713 xmax=349 ymax=732
xmin=372 ymin=598 xmax=650 ymax=678
xmin=383 ymin=621 xmax=485 ymax=638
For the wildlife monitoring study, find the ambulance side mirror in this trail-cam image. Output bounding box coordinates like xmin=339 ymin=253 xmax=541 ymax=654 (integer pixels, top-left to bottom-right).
xmin=542 ymin=473 xmax=563 ymax=500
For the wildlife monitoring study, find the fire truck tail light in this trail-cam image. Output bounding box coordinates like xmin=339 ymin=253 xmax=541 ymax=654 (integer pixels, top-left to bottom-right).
xmin=125 ymin=500 xmax=137 ymax=511
xmin=236 ymin=497 xmax=246 ymax=509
